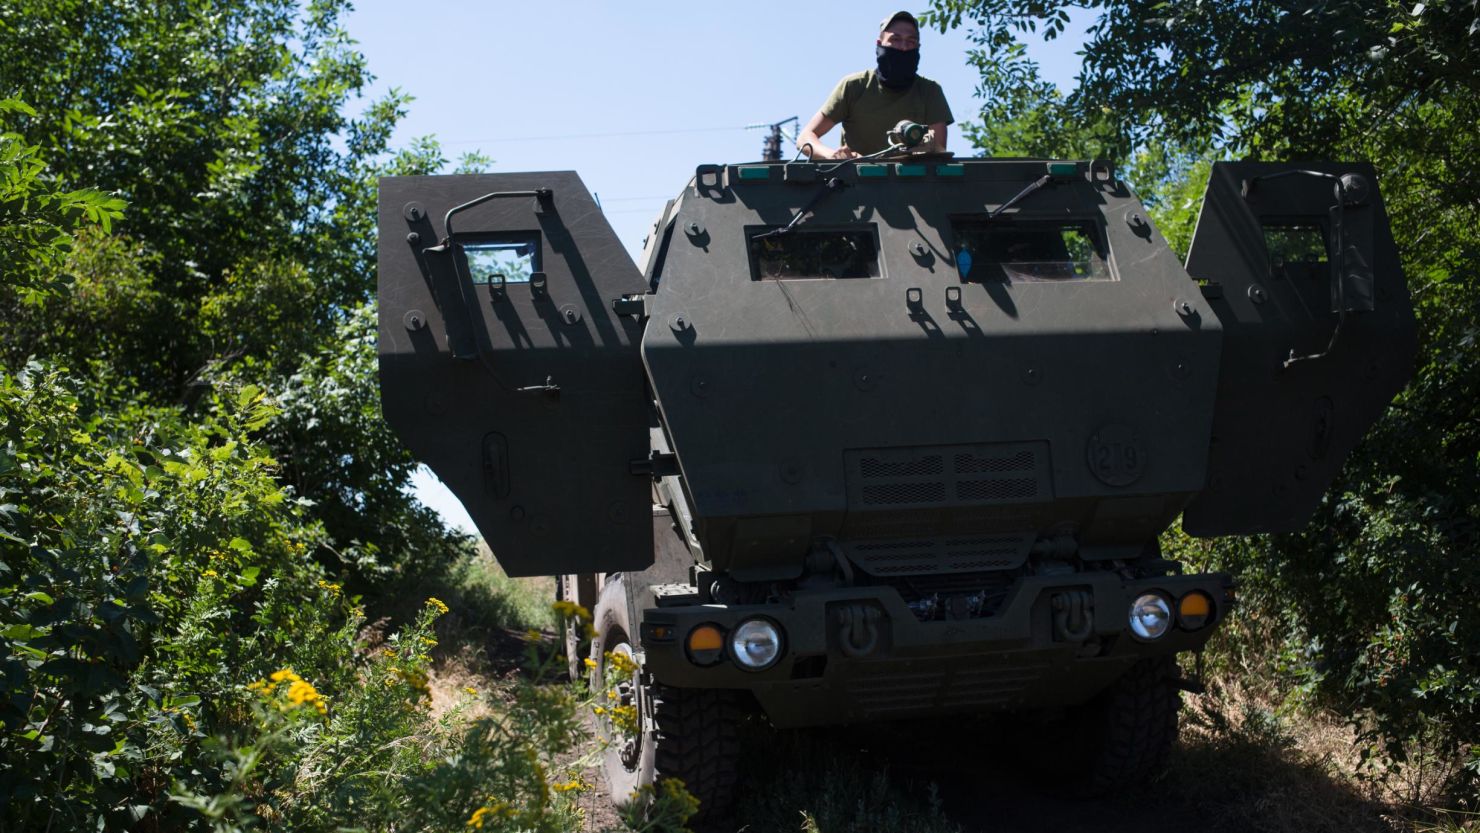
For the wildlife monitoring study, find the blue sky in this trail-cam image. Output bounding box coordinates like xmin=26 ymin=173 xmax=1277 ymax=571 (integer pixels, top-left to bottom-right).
xmin=344 ymin=1 xmax=1090 ymax=532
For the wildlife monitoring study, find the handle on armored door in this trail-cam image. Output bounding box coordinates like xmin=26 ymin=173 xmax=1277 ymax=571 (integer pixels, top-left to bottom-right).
xmin=421 ymin=188 xmax=555 ymax=254
xmin=418 ymin=188 xmax=555 ymax=361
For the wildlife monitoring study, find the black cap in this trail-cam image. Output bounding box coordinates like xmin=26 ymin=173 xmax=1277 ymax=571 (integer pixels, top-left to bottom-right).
xmin=879 ymin=10 xmax=919 ymax=34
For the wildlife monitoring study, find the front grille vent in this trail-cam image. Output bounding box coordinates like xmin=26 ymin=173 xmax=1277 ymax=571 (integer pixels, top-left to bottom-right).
xmin=954 ymin=449 xmax=1035 ymax=474
xmin=861 ymin=481 xmax=947 ymax=505
xmin=845 ymin=532 xmax=1034 ymax=576
xmin=844 ymin=658 xmax=1052 ymax=718
xmin=860 ymin=455 xmax=943 ymax=478
xmin=956 ymin=478 xmax=1037 ymax=501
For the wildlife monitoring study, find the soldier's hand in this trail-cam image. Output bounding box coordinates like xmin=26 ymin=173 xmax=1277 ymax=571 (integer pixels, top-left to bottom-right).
xmin=830 ymin=147 xmax=861 ymax=160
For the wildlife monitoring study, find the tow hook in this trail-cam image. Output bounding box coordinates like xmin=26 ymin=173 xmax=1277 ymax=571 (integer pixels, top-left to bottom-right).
xmin=836 ymin=603 xmax=885 ymax=658
xmin=1051 ymin=590 xmax=1094 ymax=642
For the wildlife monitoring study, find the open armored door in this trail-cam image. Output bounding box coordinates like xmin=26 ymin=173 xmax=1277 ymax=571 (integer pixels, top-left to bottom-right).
xmin=1181 ymin=162 xmax=1417 ymax=536
xmin=378 ymin=173 xmax=652 ymax=576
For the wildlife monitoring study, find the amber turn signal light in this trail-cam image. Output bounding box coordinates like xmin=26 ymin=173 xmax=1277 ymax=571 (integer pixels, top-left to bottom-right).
xmin=1178 ymin=591 xmax=1212 ymax=630
xmin=686 ymin=624 xmax=725 ymax=666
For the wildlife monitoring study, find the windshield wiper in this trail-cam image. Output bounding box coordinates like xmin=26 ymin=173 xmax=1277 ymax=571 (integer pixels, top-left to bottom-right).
xmin=752 ymin=176 xmax=850 ymax=239
xmin=988 ymin=174 xmax=1053 ymax=219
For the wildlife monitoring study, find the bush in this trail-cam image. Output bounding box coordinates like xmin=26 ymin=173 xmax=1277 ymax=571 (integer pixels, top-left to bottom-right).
xmin=0 ymin=365 xmax=689 ymax=832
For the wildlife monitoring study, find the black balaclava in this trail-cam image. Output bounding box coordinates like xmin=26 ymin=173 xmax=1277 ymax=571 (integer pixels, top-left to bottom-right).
xmin=875 ymin=44 xmax=920 ymax=90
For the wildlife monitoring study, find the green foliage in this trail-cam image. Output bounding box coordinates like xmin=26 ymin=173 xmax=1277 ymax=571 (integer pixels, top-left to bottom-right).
xmin=442 ymin=548 xmax=557 ymax=634
xmin=171 ymin=601 xmax=596 ymax=833
xmin=0 ymin=5 xmax=634 ymax=832
xmin=0 ymin=98 xmax=124 ymax=304
xmin=1 ymin=1 xmax=458 ymax=580
xmin=2 ymin=1 xmax=396 ymax=318
xmin=0 ymin=363 xmax=315 ymax=828
xmin=0 ymin=363 xmax=671 ymax=831
xmin=248 ymin=303 xmax=464 ymax=580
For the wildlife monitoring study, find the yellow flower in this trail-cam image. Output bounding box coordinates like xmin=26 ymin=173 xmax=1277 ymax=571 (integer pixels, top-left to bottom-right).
xmin=421 ymin=637 xmax=437 ymax=647
xmin=381 ymin=647 xmax=397 ymax=658
xmin=582 ymin=657 xmax=597 ymax=671
xmin=202 ymin=569 xmax=218 ymax=578
xmin=593 ymin=706 xmax=606 ymax=715
xmin=553 ymin=779 xmax=586 ymax=793
xmin=286 ymin=679 xmax=328 ymax=715
xmin=605 ymin=650 xmax=639 ymax=676
xmin=551 ymin=600 xmax=592 ymax=621
xmin=317 ymin=579 xmax=341 ymax=594
xmin=463 ymin=686 xmax=478 ymax=696
xmin=523 ymin=629 xmax=542 ymax=643
xmin=610 ymin=704 xmax=639 ymax=734
xmin=390 ymin=667 xmax=430 ymax=697
xmin=425 ymin=597 xmax=450 ymax=615
xmin=269 ymin=668 xmax=301 ymax=684
xmin=467 ymin=803 xmax=510 ymax=828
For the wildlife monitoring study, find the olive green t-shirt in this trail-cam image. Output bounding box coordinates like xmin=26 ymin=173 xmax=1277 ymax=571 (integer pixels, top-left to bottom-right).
xmin=820 ymin=70 xmax=954 ymax=155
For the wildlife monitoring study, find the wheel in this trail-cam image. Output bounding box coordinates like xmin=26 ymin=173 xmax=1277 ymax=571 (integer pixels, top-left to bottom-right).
xmin=1082 ymin=656 xmax=1181 ymax=794
xmin=591 ymin=575 xmax=741 ymax=826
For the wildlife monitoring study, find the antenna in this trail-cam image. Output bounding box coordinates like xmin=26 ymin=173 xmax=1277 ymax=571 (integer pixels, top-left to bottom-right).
xmin=747 ymin=116 xmax=799 ymax=162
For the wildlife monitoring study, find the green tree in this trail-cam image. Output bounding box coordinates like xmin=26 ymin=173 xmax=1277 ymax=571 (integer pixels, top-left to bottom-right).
xmin=0 ymin=98 xmax=124 ymax=303
xmin=1 ymin=0 xmax=404 ymax=388
xmin=1 ymin=1 xmax=460 ymax=579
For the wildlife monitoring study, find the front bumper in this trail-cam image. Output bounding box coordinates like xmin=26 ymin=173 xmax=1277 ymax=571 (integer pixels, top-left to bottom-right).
xmin=639 ymin=571 xmax=1232 ymax=728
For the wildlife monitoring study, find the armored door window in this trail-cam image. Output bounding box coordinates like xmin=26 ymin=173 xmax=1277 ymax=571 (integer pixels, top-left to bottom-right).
xmin=463 ymin=236 xmax=540 ymax=284
xmin=1262 ymin=222 xmax=1328 ymax=281
xmin=1261 ymin=221 xmax=1336 ymax=320
xmin=746 ymin=227 xmax=881 ymax=280
xmin=952 ymin=221 xmax=1111 ymax=283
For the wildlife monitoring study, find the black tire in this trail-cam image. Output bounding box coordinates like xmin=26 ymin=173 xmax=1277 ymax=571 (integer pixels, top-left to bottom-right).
xmin=591 ymin=576 xmax=741 ymax=826
xmin=1082 ymin=656 xmax=1181 ymax=795
xmin=651 ymin=684 xmax=742 ymax=825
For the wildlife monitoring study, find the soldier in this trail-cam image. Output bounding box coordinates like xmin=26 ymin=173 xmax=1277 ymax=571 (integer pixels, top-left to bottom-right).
xmin=796 ymin=11 xmax=955 ymax=160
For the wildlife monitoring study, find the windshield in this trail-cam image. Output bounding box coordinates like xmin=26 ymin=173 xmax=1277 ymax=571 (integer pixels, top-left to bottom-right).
xmin=747 ymin=228 xmax=881 ymax=280
xmin=952 ymin=221 xmax=1112 ymax=283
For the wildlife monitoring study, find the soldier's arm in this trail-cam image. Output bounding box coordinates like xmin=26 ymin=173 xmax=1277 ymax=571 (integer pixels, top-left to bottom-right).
xmin=926 ymin=122 xmax=948 ymax=152
xmin=797 ymin=112 xmax=857 ymax=160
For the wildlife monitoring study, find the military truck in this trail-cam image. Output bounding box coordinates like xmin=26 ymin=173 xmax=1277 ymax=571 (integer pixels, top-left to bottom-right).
xmin=377 ymin=150 xmax=1415 ymax=821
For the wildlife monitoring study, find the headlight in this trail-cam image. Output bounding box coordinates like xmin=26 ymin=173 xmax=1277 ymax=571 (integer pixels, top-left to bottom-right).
xmin=730 ymin=618 xmax=783 ymax=670
xmin=1128 ymin=593 xmax=1172 ymax=640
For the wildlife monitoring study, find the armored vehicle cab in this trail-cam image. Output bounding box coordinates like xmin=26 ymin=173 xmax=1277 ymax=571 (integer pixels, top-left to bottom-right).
xmin=378 ymin=156 xmax=1416 ymax=821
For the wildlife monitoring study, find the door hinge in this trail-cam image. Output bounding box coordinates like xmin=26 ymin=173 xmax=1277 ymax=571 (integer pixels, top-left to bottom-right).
xmin=612 ymin=294 xmax=652 ymax=319
xmin=629 ymin=452 xmax=679 ymax=478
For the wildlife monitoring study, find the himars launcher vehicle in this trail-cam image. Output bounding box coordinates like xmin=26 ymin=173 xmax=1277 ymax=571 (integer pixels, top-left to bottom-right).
xmin=377 ymin=137 xmax=1416 ymax=820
